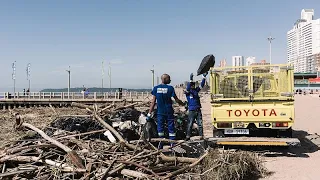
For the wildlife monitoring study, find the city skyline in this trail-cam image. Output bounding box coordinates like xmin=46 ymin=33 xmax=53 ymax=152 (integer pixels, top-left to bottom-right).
xmin=1 ymin=1 xmax=319 ymax=91
xmin=287 ymin=9 xmax=320 ymax=73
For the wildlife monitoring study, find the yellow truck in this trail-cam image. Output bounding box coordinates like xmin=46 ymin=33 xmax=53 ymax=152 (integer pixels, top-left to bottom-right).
xmin=209 ymin=64 xmax=300 ymax=146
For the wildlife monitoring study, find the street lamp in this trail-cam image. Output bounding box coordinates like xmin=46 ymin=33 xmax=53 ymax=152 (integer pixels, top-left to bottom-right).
xmin=157 ymin=76 xmax=159 ymax=85
xmin=66 ymin=66 xmax=71 ymax=99
xmin=102 ymin=61 xmax=104 ymax=91
xmin=267 ymin=35 xmax=275 ymax=64
xmin=26 ymin=63 xmax=31 ymax=91
xmin=12 ymin=61 xmax=16 ymax=98
xmin=108 ymin=62 xmax=111 ymax=89
xmin=150 ymin=65 xmax=155 ymax=89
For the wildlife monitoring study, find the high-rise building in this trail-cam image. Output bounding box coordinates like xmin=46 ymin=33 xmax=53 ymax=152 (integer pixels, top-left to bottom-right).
xmin=246 ymin=56 xmax=256 ymax=66
xmin=219 ymin=59 xmax=227 ymax=67
xmin=287 ymin=9 xmax=320 ymax=73
xmin=232 ymin=56 xmax=244 ymax=67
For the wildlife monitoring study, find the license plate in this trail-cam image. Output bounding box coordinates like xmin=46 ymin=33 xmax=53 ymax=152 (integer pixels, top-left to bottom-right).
xmin=224 ymin=129 xmax=249 ymax=135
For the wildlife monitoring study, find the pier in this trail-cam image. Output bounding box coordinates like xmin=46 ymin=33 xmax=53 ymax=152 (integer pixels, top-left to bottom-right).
xmin=0 ymin=90 xmax=186 ymax=109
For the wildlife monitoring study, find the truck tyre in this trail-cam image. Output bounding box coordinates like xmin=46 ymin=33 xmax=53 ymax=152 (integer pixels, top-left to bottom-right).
xmin=285 ymin=128 xmax=293 ymax=138
xmin=213 ymin=127 xmax=224 ymax=137
xmin=278 ymin=128 xmax=292 ymax=138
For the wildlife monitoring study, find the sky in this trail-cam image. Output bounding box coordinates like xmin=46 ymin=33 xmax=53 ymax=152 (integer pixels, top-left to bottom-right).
xmin=1 ymin=0 xmax=320 ymax=91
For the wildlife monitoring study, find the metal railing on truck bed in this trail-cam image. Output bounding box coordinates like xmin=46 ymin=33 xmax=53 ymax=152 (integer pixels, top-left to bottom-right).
xmin=210 ymin=64 xmax=294 ymax=101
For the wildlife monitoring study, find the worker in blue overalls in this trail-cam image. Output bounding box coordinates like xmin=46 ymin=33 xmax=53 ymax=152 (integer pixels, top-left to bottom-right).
xmin=184 ymin=72 xmax=207 ymax=141
xmin=147 ymin=74 xmax=185 ymax=148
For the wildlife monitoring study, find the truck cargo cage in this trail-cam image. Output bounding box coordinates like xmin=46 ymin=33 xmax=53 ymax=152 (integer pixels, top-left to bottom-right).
xmin=210 ymin=64 xmax=294 ymax=101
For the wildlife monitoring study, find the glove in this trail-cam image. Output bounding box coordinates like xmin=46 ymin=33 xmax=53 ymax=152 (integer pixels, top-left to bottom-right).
xmin=202 ymin=72 xmax=208 ymax=78
xmin=177 ymin=116 xmax=183 ymax=124
xmin=146 ymin=113 xmax=152 ymax=121
xmin=184 ymin=101 xmax=188 ymax=111
xmin=190 ymin=73 xmax=194 ymax=81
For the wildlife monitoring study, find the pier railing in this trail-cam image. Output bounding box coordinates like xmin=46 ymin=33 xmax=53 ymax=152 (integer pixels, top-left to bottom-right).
xmin=0 ymin=91 xmax=186 ymax=101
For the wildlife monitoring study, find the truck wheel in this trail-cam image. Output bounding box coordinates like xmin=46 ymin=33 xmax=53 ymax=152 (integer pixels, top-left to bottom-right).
xmin=278 ymin=128 xmax=292 ymax=138
xmin=285 ymin=128 xmax=293 ymax=138
xmin=213 ymin=128 xmax=224 ymax=137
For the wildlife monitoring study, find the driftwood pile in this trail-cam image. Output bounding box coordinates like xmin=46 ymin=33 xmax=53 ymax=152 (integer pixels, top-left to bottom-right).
xmin=177 ymin=149 xmax=268 ymax=180
xmin=0 ymin=102 xmax=268 ymax=179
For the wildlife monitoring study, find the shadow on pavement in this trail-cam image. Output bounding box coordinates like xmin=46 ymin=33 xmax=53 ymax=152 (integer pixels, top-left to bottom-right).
xmin=261 ymin=130 xmax=319 ymax=158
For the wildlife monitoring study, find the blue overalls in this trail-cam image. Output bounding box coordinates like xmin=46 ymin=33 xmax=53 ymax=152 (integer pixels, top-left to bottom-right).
xmin=151 ymin=84 xmax=177 ymax=142
xmin=185 ymin=78 xmax=206 ymax=138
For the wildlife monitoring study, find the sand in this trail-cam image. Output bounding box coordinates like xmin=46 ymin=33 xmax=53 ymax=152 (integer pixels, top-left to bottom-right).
xmin=201 ymin=94 xmax=320 ymax=180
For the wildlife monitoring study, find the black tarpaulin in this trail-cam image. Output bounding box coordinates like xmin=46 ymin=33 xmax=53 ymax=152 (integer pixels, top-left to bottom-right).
xmin=197 ymin=54 xmax=215 ymax=75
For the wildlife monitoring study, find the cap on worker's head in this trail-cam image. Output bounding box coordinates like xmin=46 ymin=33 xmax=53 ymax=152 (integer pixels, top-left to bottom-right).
xmin=190 ymin=82 xmax=195 ymax=87
xmin=161 ymin=74 xmax=171 ymax=84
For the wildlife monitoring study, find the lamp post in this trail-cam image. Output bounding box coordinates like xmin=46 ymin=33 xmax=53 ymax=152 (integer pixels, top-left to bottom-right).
xmin=66 ymin=66 xmax=71 ymax=99
xmin=102 ymin=61 xmax=104 ymax=92
xmin=157 ymin=76 xmax=159 ymax=85
xmin=26 ymin=63 xmax=31 ymax=91
xmin=108 ymin=62 xmax=111 ymax=89
xmin=12 ymin=61 xmax=16 ymax=98
xmin=150 ymin=65 xmax=155 ymax=89
xmin=267 ymin=35 xmax=275 ymax=64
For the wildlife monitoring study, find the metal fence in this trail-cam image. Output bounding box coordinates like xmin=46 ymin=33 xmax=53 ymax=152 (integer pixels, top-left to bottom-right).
xmin=210 ymin=64 xmax=294 ymax=100
xmin=0 ymin=91 xmax=187 ymax=101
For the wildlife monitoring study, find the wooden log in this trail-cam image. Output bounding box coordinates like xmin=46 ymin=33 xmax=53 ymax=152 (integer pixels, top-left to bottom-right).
xmin=93 ymin=114 xmax=124 ymax=142
xmin=98 ymin=103 xmax=109 ymax=109
xmin=71 ymin=102 xmax=94 ymax=112
xmin=133 ymin=151 xmax=160 ymax=160
xmin=113 ymin=102 xmax=139 ymax=111
xmin=56 ymin=129 xmax=108 ymax=140
xmin=2 ymin=162 xmax=5 ymax=173
xmin=49 ymin=104 xmax=58 ymax=115
xmin=0 ymin=155 xmax=86 ymax=172
xmin=94 ymin=104 xmax=98 ymax=112
xmin=117 ymin=160 xmax=160 ymax=178
xmin=99 ymin=104 xmax=115 ymax=113
xmin=21 ymin=123 xmax=71 ymax=152
xmin=108 ymin=151 xmax=146 ymax=176
xmin=16 ymin=121 xmax=85 ymax=169
xmin=85 ymin=163 xmax=93 ymax=180
xmin=151 ymin=165 xmax=182 ymax=173
xmin=6 ymin=144 xmax=54 ymax=154
xmin=145 ymin=141 xmax=196 ymax=163
xmin=100 ymin=159 xmax=116 ymax=180
xmin=120 ymin=169 xmax=149 ymax=179
xmin=159 ymin=154 xmax=197 ymax=164
xmin=164 ymin=151 xmax=209 ymax=179
xmin=93 ymin=113 xmax=137 ymax=150
xmin=0 ymin=168 xmax=37 ymax=178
